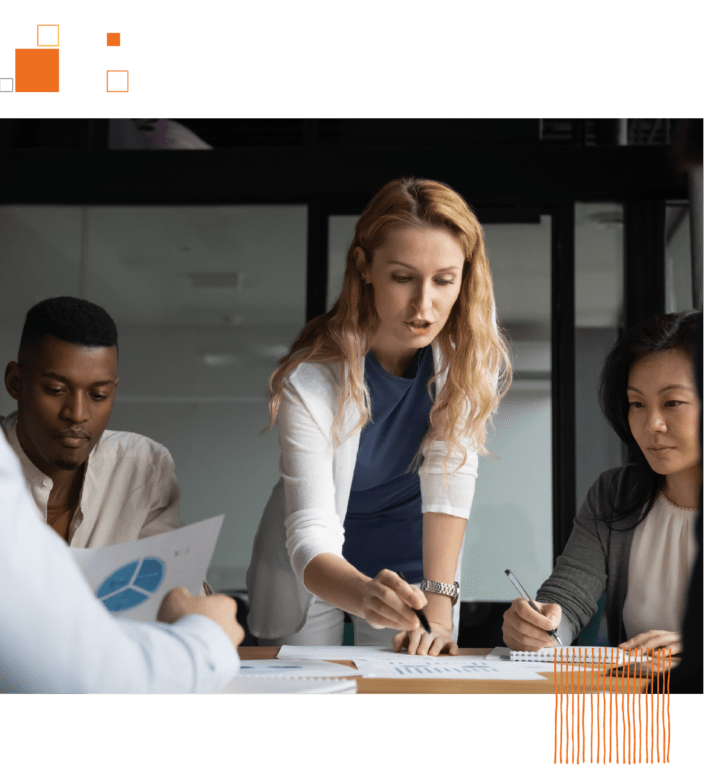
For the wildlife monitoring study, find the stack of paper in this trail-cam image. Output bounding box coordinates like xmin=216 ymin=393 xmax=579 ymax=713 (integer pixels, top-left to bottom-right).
xmin=238 ymin=659 xmax=360 ymax=678
xmin=219 ymin=657 xmax=359 ymax=693
xmin=219 ymin=677 xmax=357 ymax=694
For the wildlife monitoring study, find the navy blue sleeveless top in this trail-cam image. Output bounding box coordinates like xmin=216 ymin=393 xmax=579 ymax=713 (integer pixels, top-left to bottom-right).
xmin=342 ymin=347 xmax=434 ymax=583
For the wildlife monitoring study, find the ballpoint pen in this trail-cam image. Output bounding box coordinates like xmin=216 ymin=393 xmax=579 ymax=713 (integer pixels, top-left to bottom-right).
xmin=504 ymin=568 xmax=562 ymax=646
xmin=397 ymin=571 xmax=432 ymax=633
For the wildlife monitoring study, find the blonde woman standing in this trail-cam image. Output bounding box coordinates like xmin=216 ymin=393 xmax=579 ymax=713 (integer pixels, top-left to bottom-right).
xmin=247 ymin=178 xmax=511 ymax=654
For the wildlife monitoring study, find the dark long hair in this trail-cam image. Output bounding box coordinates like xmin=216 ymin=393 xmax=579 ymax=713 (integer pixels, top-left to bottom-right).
xmin=598 ymin=310 xmax=702 ymax=525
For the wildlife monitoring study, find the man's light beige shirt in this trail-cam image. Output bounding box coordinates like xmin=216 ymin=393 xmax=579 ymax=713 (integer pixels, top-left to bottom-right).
xmin=1 ymin=411 xmax=182 ymax=547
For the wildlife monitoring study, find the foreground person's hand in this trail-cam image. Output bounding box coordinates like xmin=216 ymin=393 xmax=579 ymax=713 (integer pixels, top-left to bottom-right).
xmin=158 ymin=587 xmax=245 ymax=649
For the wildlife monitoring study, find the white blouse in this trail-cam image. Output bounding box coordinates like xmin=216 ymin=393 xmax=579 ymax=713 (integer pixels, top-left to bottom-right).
xmin=246 ymin=341 xmax=478 ymax=638
xmin=622 ymin=493 xmax=698 ymax=639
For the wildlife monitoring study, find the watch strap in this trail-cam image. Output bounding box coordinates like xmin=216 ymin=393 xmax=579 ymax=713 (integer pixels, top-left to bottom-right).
xmin=420 ymin=579 xmax=460 ymax=605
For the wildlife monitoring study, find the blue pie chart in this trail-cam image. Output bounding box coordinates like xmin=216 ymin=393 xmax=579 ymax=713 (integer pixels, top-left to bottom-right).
xmin=96 ymin=557 xmax=165 ymax=612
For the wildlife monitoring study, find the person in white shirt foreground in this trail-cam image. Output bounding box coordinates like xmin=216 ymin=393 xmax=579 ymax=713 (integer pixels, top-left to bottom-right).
xmin=0 ymin=430 xmax=243 ymax=693
xmin=2 ymin=296 xmax=183 ymax=547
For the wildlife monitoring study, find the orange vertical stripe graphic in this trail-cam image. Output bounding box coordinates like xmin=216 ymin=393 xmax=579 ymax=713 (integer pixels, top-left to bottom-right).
xmin=624 ymin=648 xmax=628 ymax=763
xmin=631 ymin=650 xmax=636 ymax=764
xmin=650 ymin=649 xmax=654 ymax=764
xmin=603 ymin=648 xmax=607 ymax=763
xmin=581 ymin=648 xmax=587 ymax=763
xmin=574 ymin=648 xmax=582 ymax=763
xmin=667 ymin=649 xmax=671 ymax=763
xmin=621 ymin=649 xmax=624 ymax=764
xmin=597 ymin=647 xmax=601 ymax=764
xmin=560 ymin=647 xmax=564 ymax=763
xmin=569 ymin=648 xmax=574 ymax=763
xmin=624 ymin=655 xmax=633 ymax=765
xmin=552 ymin=645 xmax=672 ymax=764
xmin=633 ymin=650 xmax=638 ymax=763
xmin=636 ymin=648 xmax=643 ymax=763
xmin=580 ymin=648 xmax=583 ymax=761
xmin=617 ymin=650 xmax=621 ymax=764
xmin=552 ymin=653 xmax=558 ymax=765
xmin=609 ymin=654 xmax=615 ymax=763
xmin=577 ymin=647 xmax=580 ymax=764
xmin=656 ymin=649 xmax=660 ymax=763
xmin=565 ymin=647 xmax=568 ymax=763
xmin=591 ymin=650 xmax=595 ymax=764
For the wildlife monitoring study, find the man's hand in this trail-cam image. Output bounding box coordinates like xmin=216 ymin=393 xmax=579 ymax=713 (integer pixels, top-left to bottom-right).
xmin=157 ymin=587 xmax=245 ymax=649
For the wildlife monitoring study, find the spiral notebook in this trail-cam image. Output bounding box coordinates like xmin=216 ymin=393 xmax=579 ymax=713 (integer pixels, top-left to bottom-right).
xmin=508 ymin=646 xmax=632 ymax=663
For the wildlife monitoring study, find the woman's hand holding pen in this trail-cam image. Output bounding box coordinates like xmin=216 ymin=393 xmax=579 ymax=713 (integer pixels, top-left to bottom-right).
xmin=360 ymin=569 xmax=428 ymax=631
xmin=502 ymin=598 xmax=562 ymax=651
xmin=303 ymin=556 xmax=426 ymax=630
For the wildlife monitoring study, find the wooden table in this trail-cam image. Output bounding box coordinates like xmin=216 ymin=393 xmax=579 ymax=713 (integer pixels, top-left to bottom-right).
xmin=239 ymin=646 xmax=648 ymax=696
xmin=241 ymin=647 xmax=650 ymax=694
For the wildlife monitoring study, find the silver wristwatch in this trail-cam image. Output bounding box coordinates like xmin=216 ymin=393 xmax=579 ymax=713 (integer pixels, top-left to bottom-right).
xmin=420 ymin=579 xmax=460 ymax=605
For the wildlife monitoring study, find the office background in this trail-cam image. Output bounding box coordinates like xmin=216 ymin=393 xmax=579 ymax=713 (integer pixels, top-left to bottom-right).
xmin=1 ymin=118 xmax=700 ymax=642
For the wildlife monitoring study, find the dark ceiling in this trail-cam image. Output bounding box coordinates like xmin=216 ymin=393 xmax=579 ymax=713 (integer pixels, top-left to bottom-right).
xmin=0 ymin=117 xmax=692 ymax=151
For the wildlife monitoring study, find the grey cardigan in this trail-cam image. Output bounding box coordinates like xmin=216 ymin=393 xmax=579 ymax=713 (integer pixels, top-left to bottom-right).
xmin=536 ymin=466 xmax=644 ymax=646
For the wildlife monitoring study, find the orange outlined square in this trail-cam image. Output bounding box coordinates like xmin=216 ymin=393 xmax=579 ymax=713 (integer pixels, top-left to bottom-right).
xmin=37 ymin=24 xmax=61 ymax=48
xmin=105 ymin=69 xmax=130 ymax=93
xmin=37 ymin=25 xmax=59 ymax=47
xmin=15 ymin=49 xmax=59 ymax=92
xmin=107 ymin=33 xmax=121 ymax=46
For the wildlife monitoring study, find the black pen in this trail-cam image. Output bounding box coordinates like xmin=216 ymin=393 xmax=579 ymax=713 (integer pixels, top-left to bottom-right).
xmin=504 ymin=568 xmax=562 ymax=646
xmin=397 ymin=571 xmax=432 ymax=633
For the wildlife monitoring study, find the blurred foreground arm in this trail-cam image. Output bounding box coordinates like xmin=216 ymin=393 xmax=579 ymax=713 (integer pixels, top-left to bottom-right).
xmin=0 ymin=434 xmax=241 ymax=693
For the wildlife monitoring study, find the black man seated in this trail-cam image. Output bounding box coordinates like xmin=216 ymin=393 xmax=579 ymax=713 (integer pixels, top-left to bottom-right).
xmin=2 ymin=296 xmax=183 ymax=547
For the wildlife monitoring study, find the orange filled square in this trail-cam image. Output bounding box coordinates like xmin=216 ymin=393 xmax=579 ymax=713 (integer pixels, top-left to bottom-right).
xmin=15 ymin=49 xmax=59 ymax=92
xmin=107 ymin=33 xmax=120 ymax=46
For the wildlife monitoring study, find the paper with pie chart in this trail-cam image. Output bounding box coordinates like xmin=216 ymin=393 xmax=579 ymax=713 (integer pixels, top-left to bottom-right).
xmin=71 ymin=516 xmax=224 ymax=622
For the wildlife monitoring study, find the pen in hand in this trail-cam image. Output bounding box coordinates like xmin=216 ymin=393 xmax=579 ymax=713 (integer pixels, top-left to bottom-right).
xmin=396 ymin=571 xmax=432 ymax=634
xmin=504 ymin=568 xmax=562 ymax=646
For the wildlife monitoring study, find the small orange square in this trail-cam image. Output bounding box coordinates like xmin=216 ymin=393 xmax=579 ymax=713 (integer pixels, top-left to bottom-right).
xmin=107 ymin=33 xmax=120 ymax=46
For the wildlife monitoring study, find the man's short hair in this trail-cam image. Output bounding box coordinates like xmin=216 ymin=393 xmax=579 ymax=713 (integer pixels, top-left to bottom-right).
xmin=19 ymin=297 xmax=119 ymax=356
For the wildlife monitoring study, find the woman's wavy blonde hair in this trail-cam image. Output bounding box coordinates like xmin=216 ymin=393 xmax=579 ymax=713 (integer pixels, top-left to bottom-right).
xmin=268 ymin=178 xmax=512 ymax=470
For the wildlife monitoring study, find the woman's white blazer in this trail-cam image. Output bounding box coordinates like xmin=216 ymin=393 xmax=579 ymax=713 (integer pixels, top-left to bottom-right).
xmin=246 ymin=341 xmax=478 ymax=639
